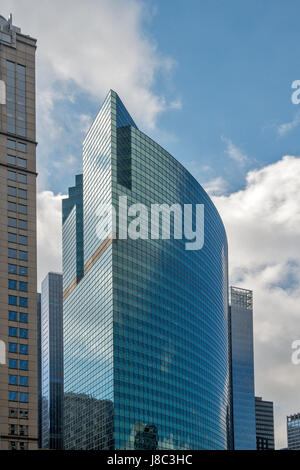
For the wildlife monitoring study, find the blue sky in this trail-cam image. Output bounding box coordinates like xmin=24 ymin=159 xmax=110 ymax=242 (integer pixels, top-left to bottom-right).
xmin=32 ymin=0 xmax=300 ymax=196
xmin=2 ymin=0 xmax=300 ymax=448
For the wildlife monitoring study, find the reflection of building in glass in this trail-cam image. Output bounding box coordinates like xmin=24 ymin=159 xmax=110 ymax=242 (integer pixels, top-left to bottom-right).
xmin=134 ymin=423 xmax=158 ymax=450
xmin=64 ymin=393 xmax=114 ymax=450
xmin=41 ymin=273 xmax=64 ymax=449
xmin=255 ymin=397 xmax=274 ymax=450
xmin=229 ymin=287 xmax=256 ymax=450
xmin=287 ymin=413 xmax=300 ymax=450
xmin=63 ymin=90 xmax=230 ymax=450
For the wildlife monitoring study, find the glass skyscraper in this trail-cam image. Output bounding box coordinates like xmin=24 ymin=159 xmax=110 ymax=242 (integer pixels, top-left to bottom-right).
xmin=63 ymin=90 xmax=230 ymax=450
xmin=255 ymin=396 xmax=274 ymax=450
xmin=229 ymin=286 xmax=256 ymax=450
xmin=287 ymin=413 xmax=300 ymax=450
xmin=41 ymin=273 xmax=64 ymax=449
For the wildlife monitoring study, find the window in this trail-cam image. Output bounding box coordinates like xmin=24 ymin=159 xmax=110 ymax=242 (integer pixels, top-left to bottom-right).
xmin=9 ymin=424 xmax=17 ymax=435
xmin=19 ymin=442 xmax=28 ymax=450
xmin=19 ymin=345 xmax=28 ymax=355
xmin=19 ymin=361 xmax=28 ymax=371
xmin=17 ymin=158 xmax=27 ymax=169
xmin=9 ymin=408 xmax=18 ymax=418
xmin=8 ymin=359 xmax=18 ymax=370
xmin=19 ymin=297 xmax=28 ymax=308
xmin=19 ymin=313 xmax=28 ymax=323
xmin=8 ymin=201 xmax=17 ymax=212
xmin=7 ymin=139 xmax=16 ymax=150
xmin=19 ymin=281 xmax=28 ymax=292
xmin=8 ymin=217 xmax=17 ymax=228
xmin=19 ymin=392 xmax=28 ymax=403
xmin=18 ymin=189 xmax=27 ymax=199
xmin=17 ymin=142 xmax=26 ymax=153
xmin=19 ymin=220 xmax=27 ymax=231
xmin=8 ymin=343 xmax=18 ymax=353
xmin=19 ymin=329 xmax=28 ymax=339
xmin=19 ymin=251 xmax=27 ymax=261
xmin=8 ymin=248 xmax=17 ymax=259
xmin=8 ymin=170 xmax=17 ymax=181
xmin=8 ymin=279 xmax=17 ymax=290
xmin=9 ymin=311 xmax=18 ymax=322
xmin=19 ymin=425 xmax=28 ymax=436
xmin=18 ymin=204 xmax=27 ymax=215
xmin=8 ymin=186 xmax=17 ymax=197
xmin=8 ymin=295 xmax=17 ymax=306
xmin=8 ymin=233 xmax=17 ymax=243
xmin=18 ymin=235 xmax=27 ymax=246
xmin=19 ymin=266 xmax=28 ymax=276
xmin=19 ymin=409 xmax=28 ymax=420
xmin=9 ymin=391 xmax=18 ymax=402
xmin=9 ymin=375 xmax=18 ymax=385
xmin=19 ymin=376 xmax=28 ymax=386
xmin=9 ymin=326 xmax=18 ymax=337
xmin=17 ymin=173 xmax=27 ymax=184
xmin=9 ymin=441 xmax=17 ymax=450
xmin=7 ymin=155 xmax=16 ymax=165
xmin=8 ymin=264 xmax=17 ymax=274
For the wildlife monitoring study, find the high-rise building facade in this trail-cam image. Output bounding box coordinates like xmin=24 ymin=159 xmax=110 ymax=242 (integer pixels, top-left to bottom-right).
xmin=0 ymin=15 xmax=37 ymax=450
xmin=63 ymin=90 xmax=230 ymax=450
xmin=229 ymin=286 xmax=256 ymax=450
xmin=41 ymin=273 xmax=64 ymax=449
xmin=255 ymin=396 xmax=275 ymax=450
xmin=287 ymin=413 xmax=300 ymax=450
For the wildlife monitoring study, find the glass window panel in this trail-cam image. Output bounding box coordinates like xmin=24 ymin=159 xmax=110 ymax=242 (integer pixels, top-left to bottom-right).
xmin=8 ymin=233 xmax=17 ymax=243
xmin=8 ymin=217 xmax=17 ymax=228
xmin=7 ymin=139 xmax=16 ymax=150
xmin=8 ymin=170 xmax=16 ymax=181
xmin=9 ymin=311 xmax=18 ymax=321
xmin=17 ymin=174 xmax=27 ymax=184
xmin=19 ymin=313 xmax=28 ymax=323
xmin=8 ymin=295 xmax=17 ymax=306
xmin=8 ymin=186 xmax=17 ymax=197
xmin=8 ymin=248 xmax=17 ymax=259
xmin=19 ymin=298 xmax=28 ymax=308
xmin=18 ymin=189 xmax=27 ymax=199
xmin=19 ymin=266 xmax=28 ymax=276
xmin=7 ymin=155 xmax=16 ymax=165
xmin=17 ymin=158 xmax=27 ymax=169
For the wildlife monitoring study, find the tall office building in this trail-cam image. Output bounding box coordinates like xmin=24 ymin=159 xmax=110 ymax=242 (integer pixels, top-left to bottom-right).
xmin=255 ymin=396 xmax=275 ymax=450
xmin=287 ymin=414 xmax=300 ymax=450
xmin=229 ymin=286 xmax=256 ymax=449
xmin=0 ymin=15 xmax=37 ymax=450
xmin=37 ymin=292 xmax=41 ymax=448
xmin=41 ymin=273 xmax=63 ymax=449
xmin=63 ymin=90 xmax=230 ymax=450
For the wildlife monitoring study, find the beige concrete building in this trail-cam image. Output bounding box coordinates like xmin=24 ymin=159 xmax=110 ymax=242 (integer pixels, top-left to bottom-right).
xmin=0 ymin=14 xmax=38 ymax=450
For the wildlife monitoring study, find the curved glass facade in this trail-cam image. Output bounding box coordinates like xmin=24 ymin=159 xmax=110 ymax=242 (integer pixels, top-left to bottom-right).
xmin=63 ymin=90 xmax=230 ymax=450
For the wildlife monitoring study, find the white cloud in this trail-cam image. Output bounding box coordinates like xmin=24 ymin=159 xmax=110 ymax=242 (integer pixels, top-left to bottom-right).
xmin=221 ymin=136 xmax=248 ymax=164
xmin=213 ymin=155 xmax=300 ymax=449
xmin=278 ymin=112 xmax=300 ymax=136
xmin=1 ymin=0 xmax=178 ymax=130
xmin=203 ymin=176 xmax=228 ymax=196
xmin=37 ymin=191 xmax=65 ymax=289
